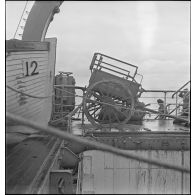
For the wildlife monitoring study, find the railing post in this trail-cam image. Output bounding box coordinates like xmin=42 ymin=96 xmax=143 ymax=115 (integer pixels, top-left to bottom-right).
xmin=188 ymin=93 xmax=190 ymax=123
xmin=176 ymin=93 xmax=178 ymax=117
xmin=164 ymin=92 xmax=167 ymax=115
xmin=82 ymin=90 xmax=85 ymax=125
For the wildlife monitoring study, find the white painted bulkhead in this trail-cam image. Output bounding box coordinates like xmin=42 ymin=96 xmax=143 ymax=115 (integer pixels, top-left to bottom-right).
xmin=77 ymin=150 xmax=190 ymax=194
xmin=6 ymin=38 xmax=57 ymax=125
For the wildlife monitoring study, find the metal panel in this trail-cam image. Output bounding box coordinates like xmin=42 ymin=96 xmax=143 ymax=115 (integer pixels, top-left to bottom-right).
xmin=89 ymin=69 xmax=140 ymax=98
xmin=150 ymin=169 xmax=182 ymax=194
xmin=104 ymin=169 xmax=114 ymax=194
xmin=183 ymin=151 xmax=190 ymax=194
xmin=129 ymin=169 xmax=149 ymax=194
xmin=114 ymin=169 xmax=129 ymax=194
xmin=79 ymin=150 xmax=190 ymax=194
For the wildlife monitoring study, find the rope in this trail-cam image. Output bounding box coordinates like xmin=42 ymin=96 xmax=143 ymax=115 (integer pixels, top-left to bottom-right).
xmin=6 ymin=112 xmax=190 ymax=173
xmin=6 ymin=85 xmax=53 ymax=99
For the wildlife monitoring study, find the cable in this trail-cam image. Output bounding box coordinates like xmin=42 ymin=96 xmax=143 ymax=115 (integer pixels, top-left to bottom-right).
xmin=6 ymin=85 xmax=53 ymax=99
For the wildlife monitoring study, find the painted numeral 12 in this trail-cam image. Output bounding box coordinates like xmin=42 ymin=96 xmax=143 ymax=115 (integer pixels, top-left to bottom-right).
xmin=25 ymin=60 xmax=39 ymax=76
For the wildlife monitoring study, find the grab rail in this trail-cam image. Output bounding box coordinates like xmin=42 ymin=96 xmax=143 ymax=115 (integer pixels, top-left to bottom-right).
xmin=172 ymin=81 xmax=190 ymax=98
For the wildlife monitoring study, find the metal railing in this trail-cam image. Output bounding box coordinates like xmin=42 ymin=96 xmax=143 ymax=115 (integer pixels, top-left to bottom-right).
xmin=140 ymin=87 xmax=190 ymax=123
xmin=172 ymin=81 xmax=190 ymax=98
xmin=7 ymin=82 xmax=190 ymax=124
xmin=49 ymin=85 xmax=85 ymax=127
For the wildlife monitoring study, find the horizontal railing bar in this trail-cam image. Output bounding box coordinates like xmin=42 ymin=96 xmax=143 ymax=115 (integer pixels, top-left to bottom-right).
xmin=143 ymin=90 xmax=187 ymax=93
xmin=95 ymin=59 xmax=130 ymax=73
xmin=53 ymin=85 xmax=86 ymax=91
xmin=172 ymin=81 xmax=190 ymax=98
xmin=95 ymin=52 xmax=138 ymax=69
xmin=94 ymin=66 xmax=134 ymax=80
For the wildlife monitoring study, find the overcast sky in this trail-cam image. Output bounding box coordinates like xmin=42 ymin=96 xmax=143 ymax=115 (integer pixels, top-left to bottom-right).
xmin=6 ymin=1 xmax=190 ymax=90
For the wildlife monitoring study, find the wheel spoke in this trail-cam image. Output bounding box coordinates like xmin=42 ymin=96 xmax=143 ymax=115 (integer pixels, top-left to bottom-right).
xmin=92 ymin=91 xmax=104 ymax=101
xmin=90 ymin=106 xmax=101 ymax=116
xmin=88 ymin=104 xmax=101 ymax=111
xmin=85 ymin=98 xmax=96 ymax=104
xmin=95 ymin=108 xmax=104 ymax=119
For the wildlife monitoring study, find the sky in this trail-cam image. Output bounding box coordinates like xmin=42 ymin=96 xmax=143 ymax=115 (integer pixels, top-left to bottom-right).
xmin=6 ymin=1 xmax=190 ymax=90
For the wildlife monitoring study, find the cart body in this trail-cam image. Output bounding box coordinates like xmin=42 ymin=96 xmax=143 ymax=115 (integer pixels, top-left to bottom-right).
xmin=89 ymin=53 xmax=142 ymax=99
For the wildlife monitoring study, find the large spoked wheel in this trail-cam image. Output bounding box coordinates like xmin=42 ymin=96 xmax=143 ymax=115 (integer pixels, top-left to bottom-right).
xmin=83 ymin=80 xmax=135 ymax=128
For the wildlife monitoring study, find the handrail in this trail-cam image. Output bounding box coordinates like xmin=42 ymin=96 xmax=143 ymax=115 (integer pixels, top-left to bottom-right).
xmin=167 ymin=104 xmax=182 ymax=115
xmin=53 ymin=85 xmax=86 ymax=91
xmin=172 ymin=81 xmax=190 ymax=98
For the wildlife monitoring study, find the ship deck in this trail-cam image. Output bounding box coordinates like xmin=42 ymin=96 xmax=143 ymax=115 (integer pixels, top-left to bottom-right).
xmin=6 ymin=125 xmax=62 ymax=194
xmin=6 ymin=119 xmax=190 ymax=194
xmin=73 ymin=119 xmax=190 ymax=194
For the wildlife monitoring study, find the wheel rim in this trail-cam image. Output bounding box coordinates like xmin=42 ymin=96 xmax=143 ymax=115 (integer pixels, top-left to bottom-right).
xmin=83 ymin=80 xmax=134 ymax=128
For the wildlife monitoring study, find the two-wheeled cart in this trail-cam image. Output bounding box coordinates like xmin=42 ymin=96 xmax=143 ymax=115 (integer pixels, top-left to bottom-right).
xmin=83 ymin=53 xmax=144 ymax=127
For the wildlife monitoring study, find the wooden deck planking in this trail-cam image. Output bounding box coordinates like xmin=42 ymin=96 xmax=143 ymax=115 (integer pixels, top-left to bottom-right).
xmin=6 ymin=134 xmax=57 ymax=194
